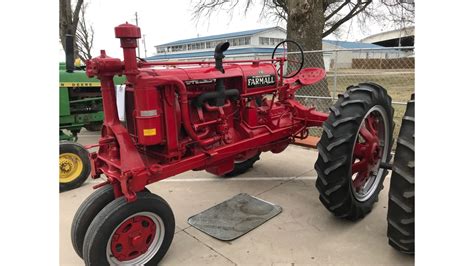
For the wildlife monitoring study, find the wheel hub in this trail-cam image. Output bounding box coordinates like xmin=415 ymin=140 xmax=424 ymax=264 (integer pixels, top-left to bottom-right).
xmin=351 ymin=107 xmax=388 ymax=199
xmin=59 ymin=153 xmax=83 ymax=183
xmin=60 ymin=161 xmax=73 ymax=173
xmin=111 ymin=215 xmax=157 ymax=261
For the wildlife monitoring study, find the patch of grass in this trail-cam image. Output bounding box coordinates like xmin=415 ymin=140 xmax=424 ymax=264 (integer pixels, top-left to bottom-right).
xmin=326 ymin=69 xmax=414 ymax=103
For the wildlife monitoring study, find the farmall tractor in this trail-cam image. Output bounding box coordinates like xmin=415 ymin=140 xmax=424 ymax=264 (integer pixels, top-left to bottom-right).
xmin=71 ymin=23 xmax=399 ymax=265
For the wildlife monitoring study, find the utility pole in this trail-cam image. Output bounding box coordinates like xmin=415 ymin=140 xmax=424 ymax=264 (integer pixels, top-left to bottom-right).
xmin=135 ymin=12 xmax=141 ymax=57
xmin=142 ymin=34 xmax=148 ymax=58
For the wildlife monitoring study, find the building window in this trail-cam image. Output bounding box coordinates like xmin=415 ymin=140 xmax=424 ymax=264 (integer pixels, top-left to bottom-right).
xmin=259 ymin=37 xmax=282 ymax=45
xmin=259 ymin=37 xmax=269 ymax=45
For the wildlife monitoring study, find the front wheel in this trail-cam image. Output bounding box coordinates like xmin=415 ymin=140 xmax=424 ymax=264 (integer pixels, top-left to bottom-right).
xmin=71 ymin=185 xmax=116 ymax=259
xmin=71 ymin=186 xmax=151 ymax=259
xmin=315 ymin=83 xmax=394 ymax=220
xmin=83 ymin=191 xmax=175 ymax=265
xmin=60 ymin=142 xmax=91 ymax=192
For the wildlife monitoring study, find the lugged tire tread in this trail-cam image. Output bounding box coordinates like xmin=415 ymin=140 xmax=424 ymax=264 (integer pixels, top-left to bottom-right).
xmin=331 ymin=116 xmax=360 ymax=127
xmin=340 ymin=99 xmax=369 ymax=109
xmin=324 ymin=179 xmax=346 ymax=196
xmin=329 ymin=106 xmax=341 ymax=117
xmin=387 ymin=93 xmax=415 ymax=254
xmin=322 ymin=124 xmax=334 ymax=139
xmin=397 ymin=137 xmax=414 ymax=152
xmin=392 ymin=166 xmax=414 ymax=184
xmin=389 ymin=194 xmax=413 ymax=213
xmin=326 ymin=134 xmax=353 ymax=151
xmin=322 ymin=156 xmax=347 ymax=176
xmin=317 ymin=145 xmax=329 ymax=163
xmin=388 ymin=218 xmax=410 ymax=236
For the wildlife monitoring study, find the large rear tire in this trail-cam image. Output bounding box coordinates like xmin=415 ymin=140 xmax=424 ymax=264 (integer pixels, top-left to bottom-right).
xmin=315 ymin=83 xmax=394 ymax=220
xmin=387 ymin=94 xmax=415 ymax=254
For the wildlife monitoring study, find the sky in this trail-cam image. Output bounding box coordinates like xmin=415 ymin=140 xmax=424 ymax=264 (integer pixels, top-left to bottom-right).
xmin=60 ymin=0 xmax=388 ymax=61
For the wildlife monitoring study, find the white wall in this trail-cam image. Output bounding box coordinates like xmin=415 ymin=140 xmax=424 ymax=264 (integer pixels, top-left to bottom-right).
xmin=251 ymin=28 xmax=287 ymax=47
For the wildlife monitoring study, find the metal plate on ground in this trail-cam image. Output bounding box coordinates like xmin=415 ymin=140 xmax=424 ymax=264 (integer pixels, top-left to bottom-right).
xmin=187 ymin=193 xmax=282 ymax=241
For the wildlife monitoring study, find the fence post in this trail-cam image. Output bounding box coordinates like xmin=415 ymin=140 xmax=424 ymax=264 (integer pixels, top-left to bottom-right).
xmin=333 ymin=51 xmax=338 ymax=100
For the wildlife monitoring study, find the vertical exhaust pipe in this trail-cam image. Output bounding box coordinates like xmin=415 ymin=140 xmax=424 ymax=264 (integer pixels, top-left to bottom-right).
xmin=65 ymin=29 xmax=74 ymax=73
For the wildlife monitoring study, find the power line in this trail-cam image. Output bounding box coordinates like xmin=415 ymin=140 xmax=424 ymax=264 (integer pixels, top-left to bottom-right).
xmin=142 ymin=34 xmax=148 ymax=58
xmin=135 ymin=12 xmax=141 ymax=57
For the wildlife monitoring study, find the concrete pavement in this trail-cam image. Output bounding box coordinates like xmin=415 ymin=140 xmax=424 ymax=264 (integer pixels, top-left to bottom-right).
xmin=60 ymin=131 xmax=414 ymax=265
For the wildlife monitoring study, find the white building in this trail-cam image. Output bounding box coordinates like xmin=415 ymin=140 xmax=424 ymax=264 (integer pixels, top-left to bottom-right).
xmin=147 ymin=27 xmax=408 ymax=70
xmin=148 ymin=27 xmax=287 ymax=61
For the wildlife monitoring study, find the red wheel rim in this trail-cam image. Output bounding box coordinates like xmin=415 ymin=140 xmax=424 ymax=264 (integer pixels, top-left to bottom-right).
xmin=351 ymin=105 xmax=389 ymax=201
xmin=110 ymin=215 xmax=157 ymax=261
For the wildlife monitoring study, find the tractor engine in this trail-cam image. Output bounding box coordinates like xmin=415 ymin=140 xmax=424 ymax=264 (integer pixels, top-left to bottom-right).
xmin=86 ymin=23 xmax=327 ymax=200
xmin=124 ymin=46 xmax=285 ymax=170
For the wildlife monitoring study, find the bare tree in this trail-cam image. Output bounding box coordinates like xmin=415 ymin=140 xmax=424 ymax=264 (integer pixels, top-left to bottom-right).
xmin=59 ymin=0 xmax=84 ymax=58
xmin=76 ymin=3 xmax=94 ymax=62
xmin=192 ymin=0 xmax=414 ymax=51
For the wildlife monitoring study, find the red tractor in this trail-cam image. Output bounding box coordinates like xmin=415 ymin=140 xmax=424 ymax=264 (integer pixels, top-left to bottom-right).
xmin=71 ymin=23 xmax=395 ymax=265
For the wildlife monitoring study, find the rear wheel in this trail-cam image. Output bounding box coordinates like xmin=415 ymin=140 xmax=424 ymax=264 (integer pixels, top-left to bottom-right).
xmin=315 ymin=83 xmax=394 ymax=220
xmin=224 ymin=152 xmax=261 ymax=177
xmin=387 ymin=94 xmax=415 ymax=254
xmin=60 ymin=142 xmax=91 ymax=192
xmin=83 ymin=191 xmax=175 ymax=265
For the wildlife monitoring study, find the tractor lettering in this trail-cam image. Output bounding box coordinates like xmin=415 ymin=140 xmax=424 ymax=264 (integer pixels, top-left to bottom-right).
xmin=247 ymin=74 xmax=276 ymax=88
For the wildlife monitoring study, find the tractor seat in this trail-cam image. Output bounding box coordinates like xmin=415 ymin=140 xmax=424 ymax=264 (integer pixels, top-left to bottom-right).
xmin=284 ymin=68 xmax=326 ymax=86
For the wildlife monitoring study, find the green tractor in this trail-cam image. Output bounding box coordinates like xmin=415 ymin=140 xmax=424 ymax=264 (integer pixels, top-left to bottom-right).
xmin=59 ymin=62 xmax=125 ymax=141
xmin=59 ymin=33 xmax=125 ymax=192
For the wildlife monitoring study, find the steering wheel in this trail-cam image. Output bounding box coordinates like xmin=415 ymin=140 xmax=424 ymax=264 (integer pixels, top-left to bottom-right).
xmin=136 ymin=56 xmax=147 ymax=62
xmin=271 ymin=40 xmax=304 ymax=79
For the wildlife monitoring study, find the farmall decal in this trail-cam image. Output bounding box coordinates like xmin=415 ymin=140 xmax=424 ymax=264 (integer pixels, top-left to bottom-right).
xmin=247 ymin=74 xmax=276 ymax=88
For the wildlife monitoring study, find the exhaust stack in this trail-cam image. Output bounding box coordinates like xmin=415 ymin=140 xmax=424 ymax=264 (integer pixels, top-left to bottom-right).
xmin=65 ymin=29 xmax=75 ymax=73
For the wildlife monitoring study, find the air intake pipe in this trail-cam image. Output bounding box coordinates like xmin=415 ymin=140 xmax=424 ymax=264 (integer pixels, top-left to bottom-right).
xmin=195 ymin=42 xmax=240 ymax=107
xmin=214 ymin=42 xmax=229 ymax=73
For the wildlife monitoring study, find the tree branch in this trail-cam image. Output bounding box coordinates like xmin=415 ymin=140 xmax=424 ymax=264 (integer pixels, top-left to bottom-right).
xmin=325 ymin=0 xmax=350 ymax=22
xmin=75 ymin=2 xmax=94 ymax=61
xmin=323 ymin=0 xmax=372 ymax=37
xmin=72 ymin=0 xmax=84 ymax=32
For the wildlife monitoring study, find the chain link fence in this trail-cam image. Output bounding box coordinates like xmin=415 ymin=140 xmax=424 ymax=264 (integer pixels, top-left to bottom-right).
xmin=297 ymin=47 xmax=415 ymax=142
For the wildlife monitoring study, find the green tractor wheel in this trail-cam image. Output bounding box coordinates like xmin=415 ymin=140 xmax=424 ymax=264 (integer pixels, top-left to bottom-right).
xmin=59 ymin=141 xmax=91 ymax=192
